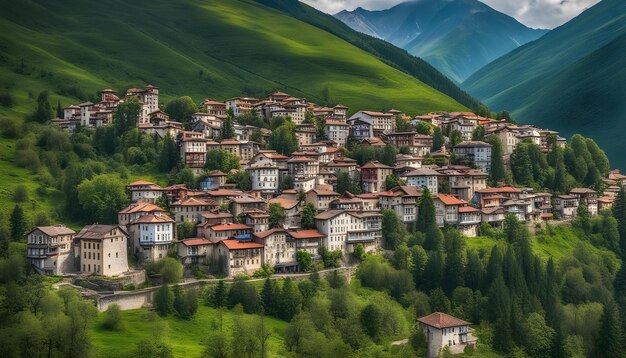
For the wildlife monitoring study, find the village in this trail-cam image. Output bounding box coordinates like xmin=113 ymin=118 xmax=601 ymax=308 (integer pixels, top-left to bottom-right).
xmin=33 ymin=85 xmax=622 ymax=279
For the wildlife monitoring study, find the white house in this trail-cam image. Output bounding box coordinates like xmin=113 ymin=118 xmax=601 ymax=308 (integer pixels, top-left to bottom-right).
xmin=418 ymin=312 xmax=477 ymax=358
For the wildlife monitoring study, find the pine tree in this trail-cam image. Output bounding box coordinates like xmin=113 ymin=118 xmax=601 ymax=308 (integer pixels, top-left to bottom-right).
xmin=443 ymin=231 xmax=465 ymax=295
xmin=261 ymin=278 xmax=276 ymax=316
xmin=613 ymin=186 xmax=626 ymax=251
xmin=278 ymin=278 xmax=301 ymax=321
xmin=423 ymin=249 xmax=445 ymax=291
xmin=487 ymin=136 xmax=506 ymax=182
xmin=158 ymin=135 xmax=179 ymax=172
xmin=56 ymin=99 xmax=62 ymax=118
xmin=9 ymin=204 xmax=27 ymax=241
xmin=432 ymin=127 xmax=444 ymax=151
xmin=596 ymin=300 xmax=623 ymax=357
xmin=221 ymin=109 xmax=235 ymax=140
xmin=465 ymin=249 xmax=482 ymax=291
xmin=300 ymin=203 xmax=317 ymax=230
xmin=214 ymin=280 xmax=226 ymax=308
xmin=416 ymin=188 xmax=443 ymax=251
xmin=489 ymin=275 xmax=514 ymax=354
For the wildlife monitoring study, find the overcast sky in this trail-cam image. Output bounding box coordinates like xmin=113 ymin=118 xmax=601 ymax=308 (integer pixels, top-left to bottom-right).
xmin=302 ymin=0 xmax=601 ymax=29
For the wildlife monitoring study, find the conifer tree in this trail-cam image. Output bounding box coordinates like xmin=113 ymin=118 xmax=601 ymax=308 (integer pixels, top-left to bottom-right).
xmin=432 ymin=127 xmax=444 ymax=151
xmin=221 ymin=109 xmax=235 ymax=140
xmin=487 ymin=136 xmax=506 ymax=183
xmin=278 ymin=278 xmax=301 ymax=321
xmin=9 ymin=204 xmax=27 ymax=241
xmin=56 ymin=99 xmax=62 ymax=118
xmin=416 ymin=188 xmax=443 ymax=251
xmin=596 ymin=300 xmax=623 ymax=357
xmin=261 ymin=278 xmax=276 ymax=316
xmin=213 ymin=280 xmax=227 ymax=308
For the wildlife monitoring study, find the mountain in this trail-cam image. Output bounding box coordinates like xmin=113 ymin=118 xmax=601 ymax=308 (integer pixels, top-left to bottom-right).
xmin=463 ymin=0 xmax=626 ymax=168
xmin=0 ymin=0 xmax=474 ymax=121
xmin=334 ymin=0 xmax=547 ymax=83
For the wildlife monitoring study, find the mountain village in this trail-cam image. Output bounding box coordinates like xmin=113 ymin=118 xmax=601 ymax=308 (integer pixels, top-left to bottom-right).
xmin=30 ymin=85 xmax=621 ymax=281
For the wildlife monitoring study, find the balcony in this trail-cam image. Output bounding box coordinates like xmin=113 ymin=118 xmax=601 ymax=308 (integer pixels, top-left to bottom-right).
xmin=347 ymin=230 xmax=380 ymax=243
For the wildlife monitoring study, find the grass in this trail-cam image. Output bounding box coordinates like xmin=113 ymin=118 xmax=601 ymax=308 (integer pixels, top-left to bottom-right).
xmin=90 ymin=305 xmax=289 ymax=358
xmin=0 ymin=0 xmax=466 ymax=116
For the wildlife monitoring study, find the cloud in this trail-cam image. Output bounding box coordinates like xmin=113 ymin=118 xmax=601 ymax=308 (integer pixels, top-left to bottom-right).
xmin=301 ymin=0 xmax=600 ymax=29
xmin=481 ymin=0 xmax=600 ymax=29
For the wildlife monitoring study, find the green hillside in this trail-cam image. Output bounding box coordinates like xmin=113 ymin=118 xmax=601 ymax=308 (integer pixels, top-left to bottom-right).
xmin=462 ymin=0 xmax=626 ymax=166
xmin=0 ymin=0 xmax=467 ymax=120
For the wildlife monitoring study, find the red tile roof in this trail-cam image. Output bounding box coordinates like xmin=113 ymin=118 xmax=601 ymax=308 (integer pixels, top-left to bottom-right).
xmin=133 ymin=214 xmax=174 ymax=223
xmin=119 ymin=203 xmax=165 ymax=214
xmin=179 ymin=238 xmax=213 ymax=246
xmin=437 ymin=194 xmax=466 ymax=206
xmin=418 ymin=312 xmax=471 ymax=329
xmin=288 ymin=229 xmax=325 ymax=239
xmin=458 ymin=206 xmax=480 ymax=213
xmin=220 ymin=239 xmax=264 ymax=250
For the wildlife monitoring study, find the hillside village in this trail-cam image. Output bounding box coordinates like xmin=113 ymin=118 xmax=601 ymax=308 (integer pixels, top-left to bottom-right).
xmin=30 ymin=85 xmax=620 ymax=280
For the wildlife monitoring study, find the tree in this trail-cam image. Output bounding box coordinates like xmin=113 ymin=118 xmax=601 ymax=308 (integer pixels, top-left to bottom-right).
xmin=382 ymin=209 xmax=408 ymax=250
xmin=433 ymin=127 xmax=445 ymax=151
xmin=103 ymin=304 xmax=122 ymax=330
xmin=205 ymin=149 xmax=240 ymax=173
xmin=158 ymin=135 xmax=179 ymax=172
xmin=296 ymin=250 xmax=313 ymax=272
xmin=268 ymin=122 xmax=298 ymax=155
xmin=165 ymin=96 xmax=197 ymax=128
xmin=228 ymin=280 xmax=260 ymax=313
xmin=360 ymin=304 xmax=382 ymax=339
xmin=160 ymin=257 xmax=183 ymax=284
xmin=176 ymin=221 xmax=196 ymax=240
xmin=472 ymin=126 xmax=485 ymax=141
xmin=278 ymin=278 xmax=301 ymax=321
xmin=268 ymin=203 xmax=286 ymax=228
xmin=416 ymin=188 xmax=443 ymax=251
xmin=77 ymin=174 xmax=129 ymax=223
xmin=113 ymin=97 xmax=141 ymax=134
xmin=385 ymin=175 xmax=405 ymax=190
xmin=326 ymin=270 xmax=347 ymax=289
xmin=415 ymin=121 xmax=432 ymax=135
xmin=487 ymin=136 xmax=506 ymax=183
xmin=261 ymin=278 xmax=277 ymax=316
xmin=255 ymin=314 xmax=272 ymax=358
xmin=450 ymin=130 xmax=463 ymax=147
xmin=353 ymin=243 xmax=365 ymax=261
xmin=173 ymin=286 xmax=198 ymax=320
xmin=29 ymin=91 xmax=52 ymax=123
xmin=336 ymin=172 xmax=361 ymax=194
xmin=227 ymin=170 xmax=252 ymax=191
xmin=511 ymin=143 xmax=533 ymax=186
xmin=221 ymin=111 xmax=235 ymax=140
xmin=213 ymin=280 xmax=227 ymax=308
xmin=12 ymin=185 xmax=28 ymax=202
xmin=525 ymin=312 xmax=555 ymax=358
xmin=9 ymin=204 xmax=27 ymax=241
xmin=596 ymin=300 xmax=623 ymax=357
xmin=56 ymin=98 xmax=62 ymax=118
xmin=250 ymin=129 xmax=264 ymax=144
xmin=154 ymin=284 xmax=174 ymax=316
xmin=574 ymin=203 xmax=591 ymax=234
xmin=300 ymin=203 xmax=317 ymax=230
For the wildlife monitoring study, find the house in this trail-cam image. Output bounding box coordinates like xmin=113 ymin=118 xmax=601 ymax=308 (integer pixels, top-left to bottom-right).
xmin=434 ymin=194 xmax=465 ymax=227
xmin=324 ymin=120 xmax=350 ymax=147
xmin=554 ymin=195 xmax=579 ymax=218
xmin=268 ymin=197 xmax=301 ymax=228
xmin=481 ymin=207 xmax=506 ymax=226
xmin=127 ymin=180 xmax=163 ymax=204
xmin=289 ymin=229 xmax=326 ymax=258
xmin=200 ymin=223 xmax=253 ymax=243
xmin=457 ymin=206 xmax=481 ymax=237
xmin=418 ymin=312 xmax=477 ymax=358
xmin=200 ymin=212 xmax=233 ymax=226
xmin=202 ymin=99 xmax=227 ymax=116
xmin=570 ymin=188 xmax=598 ymax=215
xmin=129 ymin=214 xmax=174 ymax=261
xmin=125 ymin=85 xmax=159 ymax=124
xmin=253 ymin=228 xmax=298 ymax=273
xmin=402 ymin=168 xmax=441 ymax=194
xmin=75 ymin=225 xmax=129 ymax=276
xmin=486 ymin=123 xmax=519 ymax=155
xmin=26 ymin=225 xmax=76 ymax=275
xmin=378 ymin=186 xmax=422 ymax=228
xmin=199 ymin=171 xmax=227 ymax=191
xmin=315 ymin=210 xmax=382 ymax=254
xmin=330 ymin=192 xmax=366 ymax=211
xmin=438 ymin=167 xmax=488 ymax=202
xmin=177 ymin=238 xmax=214 ymax=265
xmin=347 ymin=117 xmax=373 ymax=142
xmin=306 ymin=187 xmax=340 ymax=211
xmin=349 ymin=111 xmax=396 ymax=135
xmin=248 ymin=163 xmax=280 ymax=193
xmin=503 ymin=199 xmax=531 ymax=221
xmin=453 ymin=141 xmax=492 ymax=174
xmin=225 ymin=97 xmax=258 ymax=117
xmin=118 ymin=202 xmax=167 ymax=227
xmin=240 ymin=209 xmax=270 ymax=233
xmin=230 ymin=195 xmax=267 ymax=217
xmin=360 ymin=161 xmax=393 ymax=193
xmin=598 ymin=196 xmax=614 ymax=211
xmin=216 ymin=238 xmax=264 ymax=276
xmin=295 ymin=124 xmax=317 ymax=147
xmin=473 ymin=186 xmax=522 ymax=207
xmin=170 ymin=197 xmax=218 ymax=223
xmin=179 ymin=131 xmax=208 ymax=175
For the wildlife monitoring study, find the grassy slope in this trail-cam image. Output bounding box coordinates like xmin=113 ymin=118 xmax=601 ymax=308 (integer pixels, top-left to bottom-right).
xmin=461 ymin=0 xmax=626 ymax=166
xmin=0 ymin=0 xmax=465 ymax=114
xmin=0 ymin=0 xmax=468 ymax=222
xmin=90 ymin=306 xmax=289 ymax=357
xmin=466 ymin=225 xmax=620 ymax=266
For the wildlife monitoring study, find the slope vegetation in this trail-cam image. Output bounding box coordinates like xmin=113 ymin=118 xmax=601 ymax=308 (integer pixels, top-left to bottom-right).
xmin=0 ymin=0 xmax=467 ymax=120
xmin=462 ymin=0 xmax=626 ymax=167
xmin=335 ymin=0 xmax=546 ymax=83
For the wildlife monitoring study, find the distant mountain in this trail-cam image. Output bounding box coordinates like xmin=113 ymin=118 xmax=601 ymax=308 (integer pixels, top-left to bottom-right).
xmin=463 ymin=0 xmax=626 ymax=168
xmin=335 ymin=0 xmax=547 ymax=83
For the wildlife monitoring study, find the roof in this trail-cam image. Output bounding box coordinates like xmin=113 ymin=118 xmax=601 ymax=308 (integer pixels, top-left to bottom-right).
xmin=570 ymin=188 xmax=597 ymax=194
xmin=128 ymin=180 xmax=157 ymax=187
xmin=458 ymin=206 xmax=480 ymax=213
xmin=133 ymin=214 xmax=174 ymax=224
xmin=361 ymin=161 xmax=393 ymax=170
xmin=210 ymin=223 xmax=253 ymax=231
xmin=418 ymin=312 xmax=471 ymax=329
xmin=404 ymin=168 xmax=441 ymax=177
xmin=253 ymin=228 xmax=287 ymax=239
xmin=308 ymin=188 xmax=340 ymax=196
xmin=171 ymin=197 xmax=215 ymax=206
xmin=437 ymin=194 xmax=466 ymax=206
xmin=30 ymin=225 xmax=76 ymax=237
xmin=288 ymin=229 xmax=326 ymax=239
xmin=119 ymin=202 xmax=165 ymax=214
xmin=76 ymin=225 xmax=126 ymax=240
xmin=220 ymin=239 xmax=264 ymax=250
xmin=454 ymin=141 xmax=492 ymax=148
xmin=269 ymin=198 xmax=299 ymax=209
xmin=180 ymin=238 xmax=213 ymax=247
xmin=477 ymin=186 xmax=522 ymax=194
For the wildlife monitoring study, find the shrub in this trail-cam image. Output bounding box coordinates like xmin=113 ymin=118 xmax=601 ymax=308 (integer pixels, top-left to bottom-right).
xmin=160 ymin=257 xmax=183 ymax=284
xmin=12 ymin=185 xmax=28 ymax=202
xmin=154 ymin=284 xmax=174 ymax=316
xmin=103 ymin=304 xmax=122 ymax=330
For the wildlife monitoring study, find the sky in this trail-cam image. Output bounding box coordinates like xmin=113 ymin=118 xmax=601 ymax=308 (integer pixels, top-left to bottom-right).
xmin=301 ymin=0 xmax=601 ymax=29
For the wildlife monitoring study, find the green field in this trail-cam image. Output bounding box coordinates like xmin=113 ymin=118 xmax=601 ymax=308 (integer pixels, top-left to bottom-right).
xmin=0 ymin=0 xmax=466 ymax=116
